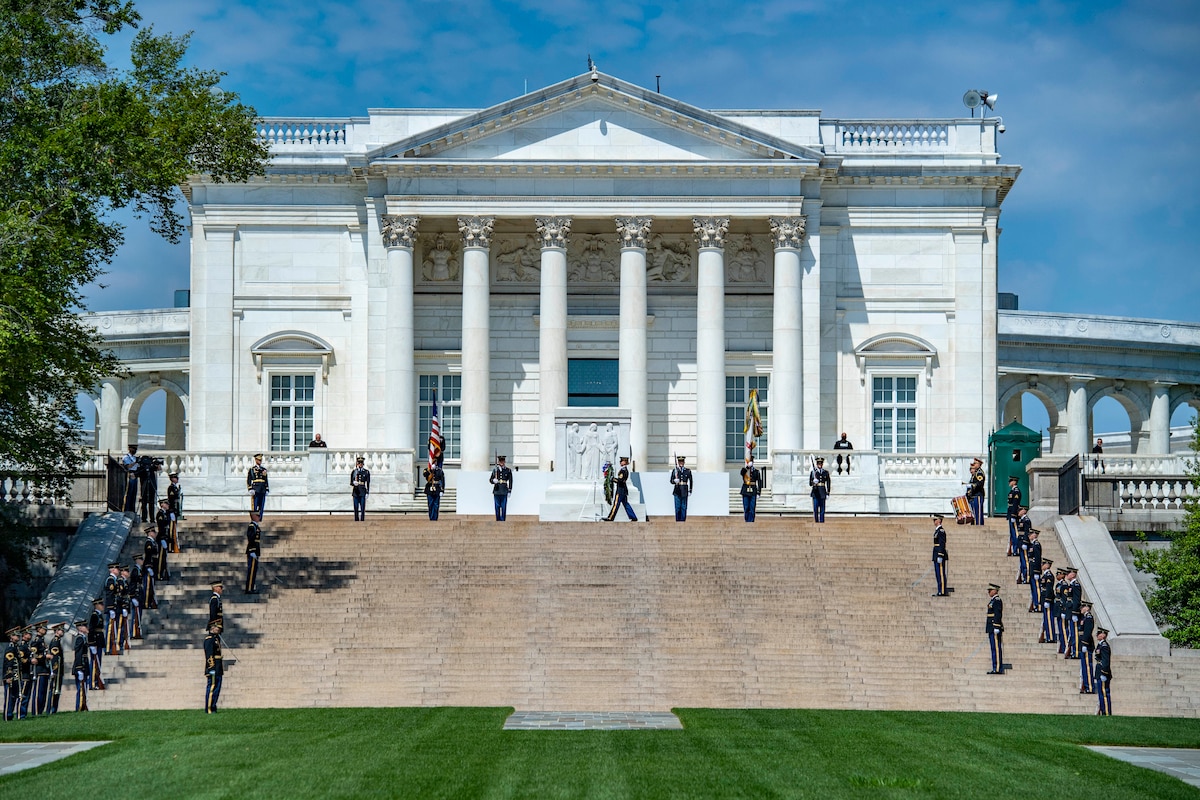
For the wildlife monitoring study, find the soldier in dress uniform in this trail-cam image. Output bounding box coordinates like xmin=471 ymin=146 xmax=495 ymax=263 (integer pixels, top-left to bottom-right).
xmin=3 ymin=627 xmax=19 ymax=721
xmin=1015 ymin=507 xmax=1032 ymax=584
xmin=72 ymin=619 xmax=90 ymax=712
xmin=809 ymin=457 xmax=831 ymax=523
xmin=986 ymin=583 xmax=1005 ymax=674
xmin=489 ymin=455 xmax=513 ymax=521
xmin=87 ymin=598 xmax=106 ymax=690
xmin=350 ymin=456 xmax=371 ymax=522
xmin=128 ymin=555 xmax=144 ymax=639
xmin=931 ymin=515 xmax=949 ymax=597
xmin=1038 ymin=559 xmax=1056 ymax=643
xmin=423 ymin=460 xmax=445 ymax=521
xmin=669 ymin=455 xmax=693 ymax=522
xmin=965 ymin=457 xmax=986 ymax=525
xmin=117 ymin=565 xmax=132 ymax=651
xmin=203 ymin=620 xmax=224 ymax=714
xmin=103 ymin=561 xmax=121 ymax=655
xmin=1094 ymin=627 xmax=1113 ymax=715
xmin=1053 ymin=568 xmax=1069 ymax=654
xmin=1005 ymin=476 xmax=1022 ymax=556
xmin=1078 ymin=599 xmax=1096 ymax=694
xmin=208 ymin=581 xmax=224 ymax=629
xmin=16 ymin=627 xmax=33 ymax=718
xmin=1064 ymin=567 xmax=1082 ymax=659
xmin=740 ymin=457 xmax=762 ymax=523
xmin=166 ymin=471 xmax=184 ymax=538
xmin=247 ymin=453 xmax=270 ymax=521
xmin=28 ymin=621 xmax=50 ymax=716
xmin=47 ymin=623 xmax=66 ymax=713
xmin=1026 ymin=527 xmax=1043 ymax=613
xmin=142 ymin=525 xmax=159 ymax=609
xmin=155 ymin=499 xmax=172 ymax=581
xmin=604 ymin=456 xmax=638 ymax=522
xmin=245 ymin=522 xmax=262 ymax=594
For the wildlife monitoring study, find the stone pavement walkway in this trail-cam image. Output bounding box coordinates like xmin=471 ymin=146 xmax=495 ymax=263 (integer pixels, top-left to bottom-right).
xmin=1087 ymin=747 xmax=1200 ymax=789
xmin=0 ymin=742 xmax=109 ymax=776
xmin=503 ymin=711 xmax=683 ymax=730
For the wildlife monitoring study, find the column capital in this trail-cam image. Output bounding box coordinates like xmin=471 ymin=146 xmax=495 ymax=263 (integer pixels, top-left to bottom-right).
xmin=457 ymin=216 xmax=495 ymax=249
xmin=614 ymin=216 xmax=653 ymax=249
xmin=692 ymin=217 xmax=730 ymax=249
xmin=381 ymin=215 xmax=419 ymax=249
xmin=769 ymin=216 xmax=807 ymax=250
xmin=535 ymin=216 xmax=572 ymax=249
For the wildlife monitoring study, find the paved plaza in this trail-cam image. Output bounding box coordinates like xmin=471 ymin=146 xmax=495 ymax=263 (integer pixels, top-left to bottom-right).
xmin=503 ymin=711 xmax=683 ymax=730
xmin=1087 ymin=746 xmax=1200 ymax=789
xmin=0 ymin=741 xmax=109 ymax=776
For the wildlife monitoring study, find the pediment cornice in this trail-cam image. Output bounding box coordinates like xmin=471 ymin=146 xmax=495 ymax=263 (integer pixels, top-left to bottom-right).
xmin=359 ymin=72 xmax=826 ymax=165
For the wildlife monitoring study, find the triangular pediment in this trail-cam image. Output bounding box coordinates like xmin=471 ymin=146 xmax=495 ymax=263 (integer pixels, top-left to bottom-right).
xmin=366 ymin=72 xmax=823 ymax=164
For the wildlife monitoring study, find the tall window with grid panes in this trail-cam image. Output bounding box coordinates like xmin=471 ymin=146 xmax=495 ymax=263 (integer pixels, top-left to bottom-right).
xmin=872 ymin=376 xmax=917 ymax=453
xmin=269 ymin=375 xmax=315 ymax=451
xmin=419 ymin=375 xmax=462 ymax=462
xmin=726 ymin=376 xmax=769 ymax=462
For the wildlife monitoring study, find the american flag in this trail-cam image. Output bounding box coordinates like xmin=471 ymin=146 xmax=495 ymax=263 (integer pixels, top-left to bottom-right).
xmin=428 ymin=388 xmax=443 ymax=471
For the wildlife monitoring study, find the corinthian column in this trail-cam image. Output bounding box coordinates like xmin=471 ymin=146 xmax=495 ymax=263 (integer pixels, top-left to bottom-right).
xmin=459 ymin=216 xmax=495 ymax=471
xmin=381 ymin=215 xmax=419 ymax=450
xmin=693 ymin=217 xmax=729 ymax=472
xmin=615 ymin=216 xmax=652 ymax=467
xmin=537 ymin=216 xmax=571 ymax=470
xmin=769 ymin=216 xmax=806 ymax=456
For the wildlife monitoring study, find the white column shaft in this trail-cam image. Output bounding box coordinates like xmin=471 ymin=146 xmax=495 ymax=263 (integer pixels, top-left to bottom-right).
xmin=1149 ymin=383 xmax=1172 ymax=454
xmin=772 ymin=247 xmax=803 ymax=452
xmin=539 ymin=247 xmax=568 ymax=470
xmin=461 ymin=246 xmax=491 ymax=470
xmin=99 ymin=380 xmax=122 ymax=452
xmin=1067 ymin=379 xmax=1090 ymax=457
xmin=385 ymin=246 xmax=416 ymax=450
xmin=164 ymin=393 xmax=186 ymax=450
xmin=619 ymin=247 xmax=648 ymax=466
xmin=696 ymin=247 xmax=726 ymax=471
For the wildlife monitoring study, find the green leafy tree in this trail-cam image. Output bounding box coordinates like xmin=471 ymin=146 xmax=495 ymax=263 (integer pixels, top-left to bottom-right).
xmin=0 ymin=0 xmax=268 ymax=607
xmin=1134 ymin=417 xmax=1200 ymax=647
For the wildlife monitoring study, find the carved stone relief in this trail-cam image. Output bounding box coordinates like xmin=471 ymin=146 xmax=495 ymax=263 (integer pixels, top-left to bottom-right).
xmin=645 ymin=234 xmax=693 ymax=283
xmin=727 ymin=233 xmax=769 ymax=283
xmin=419 ymin=233 xmax=461 ymax=282
xmin=493 ymin=234 xmax=541 ymax=282
xmin=567 ymin=235 xmax=619 ymax=283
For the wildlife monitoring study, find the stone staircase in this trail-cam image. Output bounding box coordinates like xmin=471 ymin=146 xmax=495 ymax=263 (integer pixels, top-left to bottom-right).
xmin=86 ymin=515 xmax=1200 ymax=715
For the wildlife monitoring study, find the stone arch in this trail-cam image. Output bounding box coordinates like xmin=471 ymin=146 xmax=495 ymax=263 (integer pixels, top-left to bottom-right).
xmin=250 ymin=330 xmax=335 ymax=382
xmin=998 ymin=377 xmax=1063 ymax=450
xmin=1088 ymin=381 xmax=1150 ymax=452
xmin=120 ymin=374 xmax=190 ymax=450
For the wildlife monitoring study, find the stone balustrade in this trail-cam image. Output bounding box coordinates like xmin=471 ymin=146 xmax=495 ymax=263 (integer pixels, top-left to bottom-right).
xmin=821 ymin=119 xmax=999 ymax=156
xmin=1114 ymin=477 xmax=1196 ymax=511
xmin=1085 ymin=454 xmax=1191 ymax=476
xmin=256 ymin=118 xmax=358 ymax=147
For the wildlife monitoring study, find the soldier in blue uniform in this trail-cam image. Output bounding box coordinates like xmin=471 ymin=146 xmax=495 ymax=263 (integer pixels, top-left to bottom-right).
xmin=155 ymin=499 xmax=173 ymax=581
xmin=423 ymin=461 xmax=445 ymax=521
xmin=965 ymin=457 xmax=986 ymax=525
xmin=1064 ymin=567 xmax=1082 ymax=659
xmin=740 ymin=457 xmax=762 ymax=522
xmin=28 ymin=621 xmax=50 ymax=716
xmin=1094 ymin=627 xmax=1113 ymax=715
xmin=1015 ymin=506 xmax=1032 ymax=583
xmin=1053 ymin=568 xmax=1069 ymax=654
xmin=129 ymin=555 xmax=144 ymax=639
xmin=87 ymin=598 xmax=106 ymax=690
xmin=2 ymin=627 xmax=19 ymax=721
xmin=47 ymin=623 xmax=66 ymax=713
xmin=208 ymin=581 xmax=225 ymax=630
xmin=72 ymin=619 xmax=90 ymax=712
xmin=1026 ymin=527 xmax=1042 ymax=612
xmin=142 ymin=526 xmax=159 ymax=609
xmin=245 ymin=523 xmax=262 ymax=594
xmin=669 ymin=456 xmax=692 ymax=522
xmin=489 ymin=455 xmax=513 ymax=521
xmin=1005 ymin=477 xmax=1022 ymax=556
xmin=103 ymin=562 xmax=121 ymax=655
xmin=350 ymin=457 xmax=371 ymax=521
xmin=809 ymin=457 xmax=831 ymax=523
xmin=247 ymin=453 xmax=270 ymax=520
xmin=986 ymin=583 xmax=1004 ymax=674
xmin=604 ymin=456 xmax=638 ymax=522
xmin=204 ymin=620 xmax=224 ymax=713
xmin=931 ymin=515 xmax=949 ymax=597
xmin=1077 ymin=599 xmax=1096 ymax=694
xmin=117 ymin=566 xmax=132 ymax=651
xmin=1038 ymin=559 xmax=1056 ymax=643
xmin=15 ymin=627 xmax=33 ymax=718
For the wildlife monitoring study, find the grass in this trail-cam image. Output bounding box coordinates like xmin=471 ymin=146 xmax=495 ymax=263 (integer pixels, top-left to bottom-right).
xmin=1 ymin=707 xmax=1198 ymax=798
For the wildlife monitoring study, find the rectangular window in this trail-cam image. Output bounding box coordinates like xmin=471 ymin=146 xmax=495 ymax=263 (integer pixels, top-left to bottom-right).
xmin=872 ymin=376 xmax=917 ymax=454
xmin=568 ymin=359 xmax=619 ymax=407
xmin=725 ymin=375 xmax=769 ymax=462
xmin=419 ymin=374 xmax=462 ymax=461
xmin=269 ymin=374 xmax=315 ymax=451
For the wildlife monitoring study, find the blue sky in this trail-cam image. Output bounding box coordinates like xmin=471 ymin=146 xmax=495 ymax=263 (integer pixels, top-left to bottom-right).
xmin=87 ymin=0 xmax=1198 ymax=435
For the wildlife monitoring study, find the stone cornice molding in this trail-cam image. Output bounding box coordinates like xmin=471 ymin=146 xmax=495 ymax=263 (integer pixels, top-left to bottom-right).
xmin=381 ymin=214 xmax=420 ymax=249
xmin=692 ymin=217 xmax=730 ymax=249
xmin=535 ymin=216 xmax=571 ymax=249
xmin=457 ymin=216 xmax=495 ymax=249
xmin=614 ymin=217 xmax=652 ymax=249
xmin=769 ymin=216 xmax=807 ymax=250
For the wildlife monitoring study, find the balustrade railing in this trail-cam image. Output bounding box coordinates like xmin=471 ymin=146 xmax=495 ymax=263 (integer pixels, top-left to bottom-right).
xmin=256 ymin=119 xmax=353 ymax=147
xmin=832 ymin=121 xmax=949 ymax=150
xmin=1082 ymin=454 xmax=1192 ymax=477
xmin=1114 ymin=478 xmax=1197 ymax=511
xmin=879 ymin=454 xmax=962 ymax=479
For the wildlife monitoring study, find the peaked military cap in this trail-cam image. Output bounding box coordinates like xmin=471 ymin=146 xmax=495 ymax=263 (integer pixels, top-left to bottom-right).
xmin=1096 ymin=628 xmax=1109 ymax=635
xmin=210 ymin=580 xmax=224 ymax=588
xmin=988 ymin=583 xmax=1000 ymax=591
xmin=92 ymin=597 xmax=104 ymax=605
xmin=253 ymin=453 xmax=264 ymax=459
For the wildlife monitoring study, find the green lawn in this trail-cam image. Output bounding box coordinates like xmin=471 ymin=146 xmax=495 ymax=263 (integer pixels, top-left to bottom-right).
xmin=1 ymin=707 xmax=1198 ymax=798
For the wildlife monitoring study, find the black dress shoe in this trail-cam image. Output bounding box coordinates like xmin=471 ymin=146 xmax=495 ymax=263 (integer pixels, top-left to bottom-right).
xmin=986 ymin=670 xmax=999 ymax=674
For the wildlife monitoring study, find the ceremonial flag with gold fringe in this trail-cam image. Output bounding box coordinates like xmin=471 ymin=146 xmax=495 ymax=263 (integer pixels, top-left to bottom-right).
xmin=744 ymin=388 xmax=763 ymax=458
xmin=428 ymin=388 xmax=443 ymax=471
